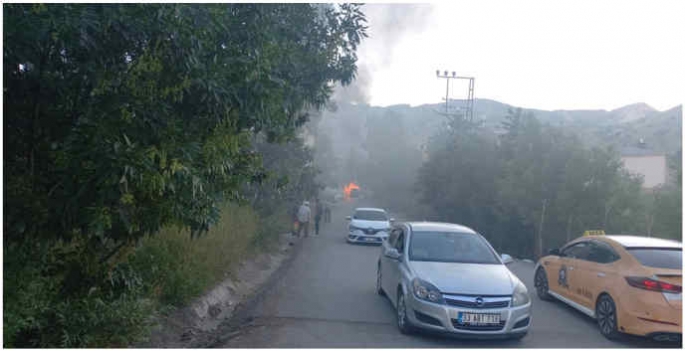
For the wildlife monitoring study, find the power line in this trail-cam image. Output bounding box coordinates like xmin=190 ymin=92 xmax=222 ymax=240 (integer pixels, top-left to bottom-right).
xmin=435 ymin=70 xmax=475 ymax=122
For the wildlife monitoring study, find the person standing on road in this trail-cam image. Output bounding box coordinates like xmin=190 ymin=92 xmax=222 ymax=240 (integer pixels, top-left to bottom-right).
xmin=296 ymin=201 xmax=311 ymax=238
xmin=324 ymin=203 xmax=331 ymax=223
xmin=314 ymin=198 xmax=323 ymax=235
xmin=291 ymin=203 xmax=300 ymax=236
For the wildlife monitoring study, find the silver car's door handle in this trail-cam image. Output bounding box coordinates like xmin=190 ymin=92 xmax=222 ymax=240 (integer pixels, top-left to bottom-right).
xmin=597 ymin=272 xmax=606 ymax=277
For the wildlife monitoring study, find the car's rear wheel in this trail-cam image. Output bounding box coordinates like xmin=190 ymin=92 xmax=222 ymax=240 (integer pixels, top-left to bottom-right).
xmin=596 ymin=294 xmax=621 ymax=340
xmin=376 ymin=265 xmax=385 ymax=296
xmin=534 ymin=268 xmax=552 ymax=301
xmin=396 ymin=291 xmax=414 ymax=334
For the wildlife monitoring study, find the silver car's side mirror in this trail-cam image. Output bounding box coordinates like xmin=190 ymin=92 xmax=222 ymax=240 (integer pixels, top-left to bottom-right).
xmin=385 ymin=248 xmax=401 ymax=260
xmin=389 ymin=218 xmax=395 ymax=222
xmin=501 ymin=253 xmax=514 ymax=264
xmin=345 ymin=216 xmax=351 ymax=220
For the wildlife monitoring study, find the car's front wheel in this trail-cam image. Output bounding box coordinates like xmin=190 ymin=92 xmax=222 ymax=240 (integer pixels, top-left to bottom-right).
xmin=596 ymin=294 xmax=621 ymax=340
xmin=376 ymin=264 xmax=385 ymax=296
xmin=396 ymin=291 xmax=414 ymax=334
xmin=534 ymin=268 xmax=553 ymax=301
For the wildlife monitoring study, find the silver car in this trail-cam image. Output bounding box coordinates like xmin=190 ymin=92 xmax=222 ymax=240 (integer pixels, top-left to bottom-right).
xmin=376 ymin=222 xmax=531 ymax=339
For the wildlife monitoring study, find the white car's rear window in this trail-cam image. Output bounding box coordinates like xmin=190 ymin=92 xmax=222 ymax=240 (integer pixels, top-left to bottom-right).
xmin=353 ymin=210 xmax=387 ymax=221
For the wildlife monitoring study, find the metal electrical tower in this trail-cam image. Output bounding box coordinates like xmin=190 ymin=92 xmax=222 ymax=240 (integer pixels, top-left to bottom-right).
xmin=435 ymin=70 xmax=475 ymax=122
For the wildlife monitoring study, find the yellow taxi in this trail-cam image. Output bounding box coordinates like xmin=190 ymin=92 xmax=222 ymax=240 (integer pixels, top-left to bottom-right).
xmin=534 ymin=232 xmax=682 ymax=342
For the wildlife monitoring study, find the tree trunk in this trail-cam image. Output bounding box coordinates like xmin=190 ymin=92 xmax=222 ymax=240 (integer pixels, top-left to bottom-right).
xmin=537 ymin=199 xmax=547 ymax=258
xmin=603 ymin=203 xmax=612 ymax=230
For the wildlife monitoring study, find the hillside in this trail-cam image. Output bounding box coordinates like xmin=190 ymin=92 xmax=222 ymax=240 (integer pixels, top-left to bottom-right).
xmin=317 ymin=99 xmax=682 ymax=164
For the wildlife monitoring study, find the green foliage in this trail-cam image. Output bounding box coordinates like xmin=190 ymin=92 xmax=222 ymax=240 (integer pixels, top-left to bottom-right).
xmin=4 ymin=3 xmax=366 ymax=347
xmin=3 ymin=239 xmax=154 ymax=348
xmin=360 ymin=110 xmax=424 ymax=214
xmin=247 ymin=134 xmax=320 ymax=216
xmin=4 ymin=203 xmax=260 ymax=347
xmin=417 ymin=110 xmax=656 ymax=259
xmin=650 ymin=149 xmax=683 ymax=240
xmin=5 ymin=3 xmax=365 ymax=247
xmin=129 ymin=203 xmax=258 ymax=306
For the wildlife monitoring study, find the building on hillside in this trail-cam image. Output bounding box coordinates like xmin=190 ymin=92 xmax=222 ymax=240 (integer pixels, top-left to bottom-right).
xmin=619 ymin=145 xmax=667 ymax=189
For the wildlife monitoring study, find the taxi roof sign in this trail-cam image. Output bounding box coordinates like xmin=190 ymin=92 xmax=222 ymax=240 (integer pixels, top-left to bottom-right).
xmin=583 ymin=230 xmax=605 ymax=236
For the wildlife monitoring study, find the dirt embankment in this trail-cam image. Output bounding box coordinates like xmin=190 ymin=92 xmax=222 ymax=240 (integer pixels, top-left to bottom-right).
xmin=139 ymin=232 xmax=301 ymax=348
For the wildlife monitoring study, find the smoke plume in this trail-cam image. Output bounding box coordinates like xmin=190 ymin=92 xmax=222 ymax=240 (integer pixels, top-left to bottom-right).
xmin=332 ymin=3 xmax=435 ymax=105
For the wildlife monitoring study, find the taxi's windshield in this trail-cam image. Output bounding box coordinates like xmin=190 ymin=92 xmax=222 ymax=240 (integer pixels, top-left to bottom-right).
xmin=409 ymin=231 xmax=500 ymax=264
xmin=628 ymin=248 xmax=682 ymax=270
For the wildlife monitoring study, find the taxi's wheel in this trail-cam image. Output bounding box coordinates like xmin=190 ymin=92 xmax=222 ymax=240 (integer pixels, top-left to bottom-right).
xmin=376 ymin=264 xmax=385 ymax=296
xmin=534 ymin=268 xmax=552 ymax=301
xmin=596 ymin=294 xmax=621 ymax=340
xmin=396 ymin=291 xmax=414 ymax=334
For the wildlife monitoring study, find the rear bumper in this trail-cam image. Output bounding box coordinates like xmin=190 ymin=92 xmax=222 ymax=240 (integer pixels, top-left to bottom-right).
xmin=620 ymin=312 xmax=682 ymax=336
xmin=347 ymin=231 xmax=388 ymax=244
xmin=617 ymin=290 xmax=682 ymax=337
xmin=645 ymin=332 xmax=681 ymax=343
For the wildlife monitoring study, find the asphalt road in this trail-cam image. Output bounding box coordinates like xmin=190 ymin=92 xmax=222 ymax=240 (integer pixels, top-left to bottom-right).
xmin=220 ymin=201 xmax=677 ymax=348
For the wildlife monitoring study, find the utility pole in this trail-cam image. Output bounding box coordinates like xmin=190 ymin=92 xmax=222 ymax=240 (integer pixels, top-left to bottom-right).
xmin=435 ymin=70 xmax=475 ymax=122
xmin=537 ymin=199 xmax=547 ymax=258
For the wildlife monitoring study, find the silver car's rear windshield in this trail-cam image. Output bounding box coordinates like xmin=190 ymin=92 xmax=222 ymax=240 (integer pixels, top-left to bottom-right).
xmin=353 ymin=210 xmax=387 ymax=221
xmin=409 ymin=231 xmax=500 ymax=264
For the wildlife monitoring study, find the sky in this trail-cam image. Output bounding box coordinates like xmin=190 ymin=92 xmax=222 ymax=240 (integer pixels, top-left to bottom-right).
xmin=358 ymin=0 xmax=685 ymax=111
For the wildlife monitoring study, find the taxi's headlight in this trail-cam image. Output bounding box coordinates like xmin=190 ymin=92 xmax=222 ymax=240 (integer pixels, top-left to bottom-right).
xmin=512 ymin=281 xmax=530 ymax=307
xmin=412 ymin=278 xmax=444 ymax=304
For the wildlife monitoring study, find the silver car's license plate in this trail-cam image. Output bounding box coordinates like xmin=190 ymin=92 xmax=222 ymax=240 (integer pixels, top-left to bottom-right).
xmin=457 ymin=312 xmax=500 ymax=325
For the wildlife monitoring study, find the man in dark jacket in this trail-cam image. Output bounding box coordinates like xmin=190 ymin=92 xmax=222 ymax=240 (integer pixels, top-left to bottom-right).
xmin=324 ymin=203 xmax=331 ymax=223
xmin=314 ymin=198 xmax=323 ymax=235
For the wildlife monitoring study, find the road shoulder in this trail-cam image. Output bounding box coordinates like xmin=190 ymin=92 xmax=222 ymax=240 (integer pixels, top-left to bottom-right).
xmin=139 ymin=232 xmax=303 ymax=348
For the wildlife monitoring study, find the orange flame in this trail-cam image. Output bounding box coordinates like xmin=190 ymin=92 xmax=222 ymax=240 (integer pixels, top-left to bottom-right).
xmin=343 ymin=182 xmax=360 ymax=201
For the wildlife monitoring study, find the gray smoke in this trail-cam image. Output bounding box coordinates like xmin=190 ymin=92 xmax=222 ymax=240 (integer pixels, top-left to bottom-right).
xmin=314 ymin=4 xmax=435 ymax=188
xmin=332 ymin=3 xmax=434 ymax=105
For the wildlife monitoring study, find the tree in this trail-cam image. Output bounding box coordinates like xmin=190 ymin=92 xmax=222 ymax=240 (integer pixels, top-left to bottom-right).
xmin=4 ymin=2 xmax=366 ymax=298
xmin=361 ymin=110 xmax=423 ymax=213
xmin=4 ymin=3 xmax=366 ymax=246
xmin=651 ymin=149 xmax=682 ymax=240
xmin=417 ymin=107 xmax=650 ymax=259
xmin=417 ymin=116 xmax=501 ymax=245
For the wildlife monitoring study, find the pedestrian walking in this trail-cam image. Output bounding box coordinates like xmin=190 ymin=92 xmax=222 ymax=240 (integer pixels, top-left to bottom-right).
xmin=324 ymin=204 xmax=331 ymax=223
xmin=291 ymin=203 xmax=300 ymax=236
xmin=314 ymin=198 xmax=323 ymax=235
xmin=296 ymin=201 xmax=311 ymax=238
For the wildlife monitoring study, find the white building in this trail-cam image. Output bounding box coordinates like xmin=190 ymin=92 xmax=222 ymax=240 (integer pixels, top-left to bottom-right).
xmin=619 ymin=146 xmax=667 ymax=189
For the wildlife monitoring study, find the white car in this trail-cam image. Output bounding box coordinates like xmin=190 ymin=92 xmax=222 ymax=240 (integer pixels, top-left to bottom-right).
xmin=346 ymin=207 xmax=393 ymax=244
xmin=377 ymin=222 xmax=531 ymax=339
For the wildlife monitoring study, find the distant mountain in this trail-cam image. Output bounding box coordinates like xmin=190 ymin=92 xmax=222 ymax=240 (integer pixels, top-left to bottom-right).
xmin=610 ymin=102 xmax=658 ymax=123
xmin=410 ymin=99 xmax=682 ymax=155
xmin=317 ymin=99 xmax=682 ymax=166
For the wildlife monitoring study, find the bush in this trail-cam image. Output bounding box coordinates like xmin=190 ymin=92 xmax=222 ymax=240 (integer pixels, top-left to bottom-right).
xmin=4 ymin=203 xmax=264 ymax=347
xmin=251 ymin=206 xmax=291 ymax=251
xmin=3 ymin=248 xmax=154 ymax=347
xmin=129 ymin=203 xmax=259 ymax=306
